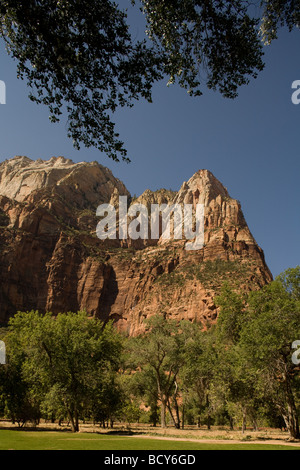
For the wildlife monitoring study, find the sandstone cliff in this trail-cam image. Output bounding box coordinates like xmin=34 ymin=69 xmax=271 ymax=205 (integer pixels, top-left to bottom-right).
xmin=0 ymin=156 xmax=272 ymax=335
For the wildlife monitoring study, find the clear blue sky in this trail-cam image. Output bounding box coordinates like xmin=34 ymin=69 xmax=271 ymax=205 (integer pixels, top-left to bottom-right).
xmin=0 ymin=4 xmax=299 ymax=278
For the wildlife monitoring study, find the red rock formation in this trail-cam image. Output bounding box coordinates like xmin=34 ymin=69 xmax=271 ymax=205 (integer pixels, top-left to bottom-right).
xmin=0 ymin=156 xmax=272 ymax=334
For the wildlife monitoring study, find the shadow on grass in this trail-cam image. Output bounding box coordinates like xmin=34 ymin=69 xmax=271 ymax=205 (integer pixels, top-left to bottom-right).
xmin=0 ymin=423 xmax=141 ymax=437
xmin=0 ymin=424 xmax=72 ymax=433
xmin=104 ymin=430 xmax=136 ymax=436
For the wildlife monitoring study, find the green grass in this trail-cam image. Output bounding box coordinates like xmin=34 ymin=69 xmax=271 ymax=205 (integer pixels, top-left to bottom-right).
xmin=0 ymin=430 xmax=299 ymax=450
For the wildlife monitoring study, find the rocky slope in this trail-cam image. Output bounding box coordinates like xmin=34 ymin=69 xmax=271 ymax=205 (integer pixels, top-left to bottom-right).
xmin=0 ymin=156 xmax=273 ymax=335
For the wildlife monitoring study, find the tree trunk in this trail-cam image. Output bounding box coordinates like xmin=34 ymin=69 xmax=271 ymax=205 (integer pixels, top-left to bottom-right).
xmin=242 ymin=408 xmax=247 ymax=434
xmin=207 ymin=414 xmax=211 ymax=430
xmin=67 ymin=410 xmax=77 ymax=433
xmin=74 ymin=408 xmax=79 ymax=432
xmin=173 ymin=397 xmax=181 ymax=429
xmin=286 ymin=402 xmax=300 ymax=439
xmin=252 ymin=417 xmax=258 ymax=432
xmin=161 ymin=400 xmax=167 ymax=428
xmin=283 ymin=373 xmax=300 ymax=439
xmin=206 ymin=395 xmax=211 ymax=430
xmin=167 ymin=400 xmax=180 ymax=429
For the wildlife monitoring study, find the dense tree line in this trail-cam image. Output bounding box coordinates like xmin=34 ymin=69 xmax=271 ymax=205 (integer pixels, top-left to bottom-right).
xmin=0 ymin=267 xmax=299 ymax=438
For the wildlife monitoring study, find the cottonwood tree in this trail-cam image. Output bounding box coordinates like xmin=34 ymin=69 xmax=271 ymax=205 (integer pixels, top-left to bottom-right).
xmin=128 ymin=314 xmax=185 ymax=428
xmin=179 ymin=322 xmax=216 ymax=429
xmin=0 ymin=0 xmax=162 ymax=162
xmin=5 ymin=310 xmax=123 ymax=432
xmin=213 ymin=284 xmax=261 ymax=432
xmin=0 ymin=0 xmax=299 ymax=160
xmin=0 ymin=353 xmax=40 ymax=427
xmin=239 ymin=268 xmax=300 ymax=439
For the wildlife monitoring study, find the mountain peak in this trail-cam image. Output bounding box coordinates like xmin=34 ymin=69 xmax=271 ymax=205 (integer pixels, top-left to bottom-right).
xmin=174 ymin=169 xmax=230 ymax=207
xmin=0 ymin=156 xmax=272 ymax=333
xmin=0 ymin=155 xmax=129 ymax=205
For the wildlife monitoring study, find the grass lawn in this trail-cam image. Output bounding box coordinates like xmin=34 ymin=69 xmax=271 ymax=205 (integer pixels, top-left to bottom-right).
xmin=0 ymin=430 xmax=299 ymax=450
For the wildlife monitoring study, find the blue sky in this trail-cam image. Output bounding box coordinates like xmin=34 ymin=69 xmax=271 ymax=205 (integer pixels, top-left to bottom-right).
xmin=0 ymin=5 xmax=299 ymax=278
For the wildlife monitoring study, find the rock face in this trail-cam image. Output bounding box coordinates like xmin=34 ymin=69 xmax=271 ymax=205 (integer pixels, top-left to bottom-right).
xmin=0 ymin=156 xmax=273 ymax=335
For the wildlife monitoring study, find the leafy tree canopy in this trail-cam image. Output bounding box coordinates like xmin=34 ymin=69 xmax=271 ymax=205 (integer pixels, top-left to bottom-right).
xmin=5 ymin=310 xmax=123 ymax=432
xmin=0 ymin=0 xmax=162 ymax=161
xmin=0 ymin=0 xmax=298 ymax=161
